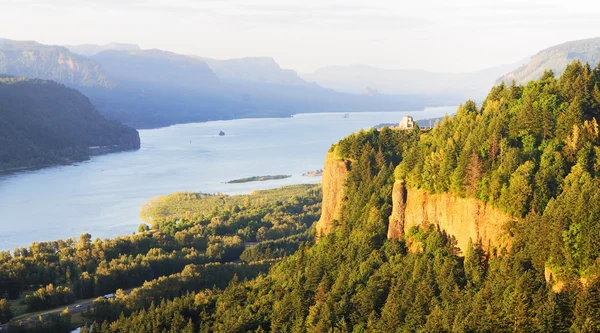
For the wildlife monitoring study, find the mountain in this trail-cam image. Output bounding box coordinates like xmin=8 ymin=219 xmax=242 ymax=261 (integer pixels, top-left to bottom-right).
xmin=64 ymin=42 xmax=140 ymax=57
xmin=0 ymin=39 xmax=454 ymax=129
xmin=78 ymin=49 xmax=231 ymax=128
xmin=196 ymin=56 xmax=309 ymax=86
xmin=0 ymin=76 xmax=139 ymax=171
xmin=0 ymin=39 xmax=113 ymax=88
xmin=91 ymin=49 xmax=220 ymax=90
xmin=83 ymin=49 xmax=442 ymax=128
xmin=303 ymin=61 xmax=525 ymax=101
xmin=498 ymin=37 xmax=600 ymax=85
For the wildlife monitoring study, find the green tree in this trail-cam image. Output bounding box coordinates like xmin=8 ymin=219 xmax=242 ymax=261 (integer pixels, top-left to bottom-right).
xmin=0 ymin=298 xmax=12 ymax=324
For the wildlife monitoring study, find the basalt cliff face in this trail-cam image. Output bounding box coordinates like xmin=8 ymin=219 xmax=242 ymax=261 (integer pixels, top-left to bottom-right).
xmin=316 ymin=152 xmax=514 ymax=253
xmin=314 ymin=152 xmax=349 ymax=240
xmin=389 ymin=180 xmax=514 ymax=253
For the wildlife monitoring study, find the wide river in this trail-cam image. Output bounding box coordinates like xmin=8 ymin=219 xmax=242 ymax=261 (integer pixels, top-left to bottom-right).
xmin=0 ymin=108 xmax=454 ymax=250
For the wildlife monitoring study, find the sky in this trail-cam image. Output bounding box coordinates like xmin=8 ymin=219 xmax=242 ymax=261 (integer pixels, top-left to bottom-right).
xmin=1 ymin=0 xmax=600 ymax=73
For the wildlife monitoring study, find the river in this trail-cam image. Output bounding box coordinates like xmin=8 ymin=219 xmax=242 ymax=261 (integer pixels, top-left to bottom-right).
xmin=0 ymin=108 xmax=454 ymax=250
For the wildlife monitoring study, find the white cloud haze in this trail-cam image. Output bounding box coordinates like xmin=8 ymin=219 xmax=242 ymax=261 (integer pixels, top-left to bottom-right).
xmin=1 ymin=0 xmax=600 ymax=73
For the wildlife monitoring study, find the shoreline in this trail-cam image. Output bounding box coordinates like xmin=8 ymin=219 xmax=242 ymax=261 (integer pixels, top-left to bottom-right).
xmin=0 ymin=108 xmax=454 ymax=250
xmin=135 ymin=106 xmax=457 ymax=130
xmin=0 ymin=147 xmax=139 ymax=175
xmin=226 ymin=175 xmax=292 ymax=184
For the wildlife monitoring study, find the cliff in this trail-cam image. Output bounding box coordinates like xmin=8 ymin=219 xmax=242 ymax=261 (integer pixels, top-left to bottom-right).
xmin=316 ymin=153 xmax=514 ymax=253
xmin=388 ymin=180 xmax=514 ymax=253
xmin=314 ymin=152 xmax=349 ymax=240
xmin=0 ymin=38 xmax=114 ymax=88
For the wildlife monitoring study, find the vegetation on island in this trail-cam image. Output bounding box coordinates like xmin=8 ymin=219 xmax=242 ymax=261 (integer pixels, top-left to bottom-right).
xmin=0 ymin=76 xmax=139 ymax=171
xmin=225 ymin=175 xmax=291 ymax=184
xmin=302 ymin=169 xmax=323 ymax=177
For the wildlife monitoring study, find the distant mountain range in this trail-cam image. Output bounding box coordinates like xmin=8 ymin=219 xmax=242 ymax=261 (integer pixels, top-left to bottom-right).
xmin=303 ymin=37 xmax=600 ymax=101
xmin=0 ymin=39 xmax=113 ymax=88
xmin=0 ymin=76 xmax=139 ymax=171
xmin=302 ymin=62 xmax=526 ymax=101
xmin=91 ymin=49 xmax=219 ymax=90
xmin=498 ymin=37 xmax=600 ymax=85
xmin=0 ymin=39 xmax=456 ymax=128
xmin=195 ymin=56 xmax=310 ymax=86
xmin=5 ymin=37 xmax=600 ymax=130
xmin=64 ymin=42 xmax=140 ymax=57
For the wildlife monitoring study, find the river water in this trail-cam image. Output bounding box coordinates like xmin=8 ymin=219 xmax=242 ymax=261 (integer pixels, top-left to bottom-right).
xmin=0 ymin=108 xmax=454 ymax=250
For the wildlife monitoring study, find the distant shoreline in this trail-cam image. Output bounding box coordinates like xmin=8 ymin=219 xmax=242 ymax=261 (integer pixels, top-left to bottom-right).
xmin=302 ymin=169 xmax=323 ymax=177
xmin=0 ymin=146 xmax=138 ymax=175
xmin=226 ymin=175 xmax=291 ymax=184
xmin=0 ymin=164 xmax=59 ymax=174
xmin=135 ymin=107 xmax=458 ymax=130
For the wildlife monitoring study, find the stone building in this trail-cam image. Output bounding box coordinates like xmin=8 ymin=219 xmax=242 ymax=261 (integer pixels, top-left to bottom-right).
xmin=398 ymin=116 xmax=415 ymax=130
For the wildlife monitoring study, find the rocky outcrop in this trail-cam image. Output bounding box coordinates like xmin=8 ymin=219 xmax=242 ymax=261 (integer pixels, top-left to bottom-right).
xmin=315 ymin=153 xmax=514 ymax=252
xmin=389 ymin=180 xmax=514 ymax=254
xmin=0 ymin=38 xmax=114 ymax=88
xmin=387 ymin=181 xmax=407 ymax=239
xmin=315 ymin=152 xmax=349 ymax=241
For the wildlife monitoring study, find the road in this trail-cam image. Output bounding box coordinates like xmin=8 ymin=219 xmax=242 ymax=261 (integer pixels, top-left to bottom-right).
xmin=0 ymin=290 xmax=133 ymax=331
xmin=0 ymin=299 xmax=94 ymax=331
xmin=0 ymin=244 xmax=259 ymax=330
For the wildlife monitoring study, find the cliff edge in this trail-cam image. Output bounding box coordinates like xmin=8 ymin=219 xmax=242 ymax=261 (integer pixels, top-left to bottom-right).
xmin=314 ymin=152 xmax=349 ymax=241
xmin=389 ymin=180 xmax=514 ymax=253
xmin=316 ymin=154 xmax=514 ymax=254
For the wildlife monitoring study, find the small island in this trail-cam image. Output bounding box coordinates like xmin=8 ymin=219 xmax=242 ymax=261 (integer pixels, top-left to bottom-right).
xmin=302 ymin=169 xmax=323 ymax=177
xmin=226 ymin=175 xmax=291 ymax=184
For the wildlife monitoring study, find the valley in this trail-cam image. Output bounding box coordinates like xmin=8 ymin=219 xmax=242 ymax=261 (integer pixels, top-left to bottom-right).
xmin=0 ymin=109 xmax=451 ymax=251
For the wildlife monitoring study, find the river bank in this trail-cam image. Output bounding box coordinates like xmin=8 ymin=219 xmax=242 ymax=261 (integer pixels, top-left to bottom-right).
xmin=0 ymin=108 xmax=456 ymax=250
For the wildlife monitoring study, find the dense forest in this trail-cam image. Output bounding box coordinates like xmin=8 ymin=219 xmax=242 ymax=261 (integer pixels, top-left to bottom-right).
xmin=6 ymin=61 xmax=600 ymax=332
xmin=395 ymin=61 xmax=600 ymax=277
xmin=60 ymin=61 xmax=600 ymax=333
xmin=0 ymin=185 xmax=320 ymax=331
xmin=0 ymin=76 xmax=140 ymax=171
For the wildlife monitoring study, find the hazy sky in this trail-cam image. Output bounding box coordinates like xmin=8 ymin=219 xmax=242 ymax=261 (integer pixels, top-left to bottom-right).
xmin=1 ymin=0 xmax=600 ymax=73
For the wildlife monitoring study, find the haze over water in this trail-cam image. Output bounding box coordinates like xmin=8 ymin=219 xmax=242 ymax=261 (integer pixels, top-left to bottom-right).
xmin=0 ymin=108 xmax=453 ymax=250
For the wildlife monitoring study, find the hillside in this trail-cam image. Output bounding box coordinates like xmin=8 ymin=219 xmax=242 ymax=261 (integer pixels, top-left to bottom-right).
xmin=91 ymin=49 xmax=220 ymax=90
xmin=0 ymin=76 xmax=140 ymax=171
xmin=498 ymin=37 xmax=600 ymax=85
xmin=0 ymin=39 xmax=113 ymax=88
xmin=197 ymin=56 xmax=309 ymax=86
xmin=50 ymin=60 xmax=600 ymax=332
xmin=5 ymin=61 xmax=600 ymax=333
xmin=0 ymin=185 xmax=321 ymax=330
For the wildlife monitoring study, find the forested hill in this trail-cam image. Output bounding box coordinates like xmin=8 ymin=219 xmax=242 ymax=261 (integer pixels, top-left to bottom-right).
xmin=63 ymin=60 xmax=600 ymax=333
xmin=498 ymin=36 xmax=600 ymax=85
xmin=0 ymin=76 xmax=140 ymax=171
